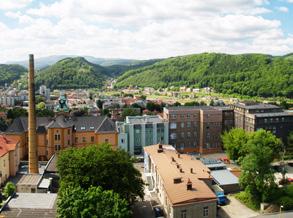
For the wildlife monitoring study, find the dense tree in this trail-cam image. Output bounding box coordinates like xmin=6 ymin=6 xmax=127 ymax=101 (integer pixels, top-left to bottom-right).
xmin=0 ymin=118 xmax=8 ymax=132
xmin=222 ymin=128 xmax=250 ymax=163
xmin=36 ymin=108 xmax=54 ymax=117
xmin=122 ymin=108 xmax=141 ymax=119
xmin=116 ymin=53 xmax=293 ymax=98
xmin=3 ymin=182 xmax=16 ymax=198
xmin=7 ymin=107 xmax=27 ymax=119
xmin=146 ymin=102 xmax=164 ymax=112
xmin=96 ymin=99 xmax=104 ymax=109
xmin=236 ymin=130 xmax=283 ymax=202
xmin=0 ymin=64 xmax=27 ymax=86
xmin=57 ymin=144 xmax=144 ymax=203
xmin=35 ymin=95 xmax=46 ymax=104
xmin=36 ymin=102 xmax=46 ymax=110
xmin=57 ymin=186 xmax=131 ymax=218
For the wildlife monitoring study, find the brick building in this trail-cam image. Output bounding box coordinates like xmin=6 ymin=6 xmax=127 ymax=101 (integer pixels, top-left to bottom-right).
xmin=163 ymin=106 xmax=227 ymax=154
xmin=232 ymin=102 xmax=293 ymax=143
xmin=4 ymin=115 xmax=117 ymax=161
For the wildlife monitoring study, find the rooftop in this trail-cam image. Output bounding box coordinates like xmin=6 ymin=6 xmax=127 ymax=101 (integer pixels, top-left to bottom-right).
xmin=126 ymin=115 xmax=165 ymax=124
xmin=144 ymin=144 xmax=216 ymax=206
xmin=17 ymin=174 xmax=42 ymax=186
xmin=6 ymin=115 xmax=116 ymax=134
xmin=0 ymin=135 xmax=18 ymax=157
xmin=247 ymin=112 xmax=293 ymax=118
xmin=210 ymin=170 xmax=239 ymax=186
xmin=234 ymin=102 xmax=280 ymax=110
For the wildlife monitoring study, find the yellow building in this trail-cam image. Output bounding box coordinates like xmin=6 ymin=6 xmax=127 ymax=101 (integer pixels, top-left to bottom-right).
xmin=5 ymin=115 xmax=118 ymax=161
xmin=0 ymin=135 xmax=20 ymax=185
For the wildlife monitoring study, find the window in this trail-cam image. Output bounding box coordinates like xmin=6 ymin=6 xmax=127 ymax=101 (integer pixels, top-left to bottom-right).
xmin=203 ymin=206 xmax=208 ymax=217
xmin=75 ymin=137 xmax=78 ymax=143
xmin=170 ymin=122 xmax=177 ymax=129
xmin=187 ymin=121 xmax=191 ymax=128
xmin=55 ymin=144 xmax=61 ymax=151
xmin=82 ymin=137 xmax=86 ymax=143
xmin=81 ymin=126 xmax=86 ymax=130
xmin=171 ymin=114 xmax=177 ymax=119
xmin=181 ymin=210 xmax=187 ymax=218
xmin=181 ymin=122 xmax=184 ymax=128
xmin=91 ymin=136 xmax=94 ymax=142
xmin=68 ymin=129 xmax=70 ymax=134
xmin=180 ymin=114 xmax=185 ymax=118
xmin=181 ymin=132 xmax=185 ymax=138
xmin=170 ymin=133 xmax=177 ymax=140
xmin=187 ymin=132 xmax=191 ymax=138
xmin=105 ymin=139 xmax=109 ymax=143
xmin=90 ymin=126 xmax=95 ymax=130
xmin=68 ymin=140 xmax=70 ymax=145
xmin=121 ymin=139 xmax=124 ymax=143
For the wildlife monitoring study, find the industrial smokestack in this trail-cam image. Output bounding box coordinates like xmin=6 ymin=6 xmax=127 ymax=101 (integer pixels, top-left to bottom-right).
xmin=28 ymin=54 xmax=39 ymax=174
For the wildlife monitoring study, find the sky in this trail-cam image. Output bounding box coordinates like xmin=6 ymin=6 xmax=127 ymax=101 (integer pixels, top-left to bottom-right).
xmin=0 ymin=0 xmax=293 ymax=62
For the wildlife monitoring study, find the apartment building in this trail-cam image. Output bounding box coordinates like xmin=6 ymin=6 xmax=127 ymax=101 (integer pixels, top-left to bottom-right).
xmin=232 ymin=102 xmax=293 ymax=143
xmin=144 ymin=144 xmax=217 ymax=218
xmin=116 ymin=115 xmax=168 ymax=155
xmin=0 ymin=135 xmax=20 ymax=185
xmin=4 ymin=115 xmax=117 ymax=161
xmin=163 ymin=107 xmax=224 ymax=154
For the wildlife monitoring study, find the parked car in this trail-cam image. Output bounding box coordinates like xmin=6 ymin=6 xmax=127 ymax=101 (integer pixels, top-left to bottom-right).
xmin=153 ymin=206 xmax=164 ymax=218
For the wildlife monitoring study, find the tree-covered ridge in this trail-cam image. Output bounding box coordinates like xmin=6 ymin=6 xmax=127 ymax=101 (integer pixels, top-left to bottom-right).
xmin=0 ymin=64 xmax=27 ymax=86
xmin=116 ymin=53 xmax=293 ymax=98
xmin=35 ymin=57 xmax=109 ymax=89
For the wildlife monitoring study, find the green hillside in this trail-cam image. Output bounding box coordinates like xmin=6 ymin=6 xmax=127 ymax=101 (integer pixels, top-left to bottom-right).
xmin=35 ymin=57 xmax=110 ymax=89
xmin=116 ymin=53 xmax=293 ymax=98
xmin=0 ymin=64 xmax=27 ymax=86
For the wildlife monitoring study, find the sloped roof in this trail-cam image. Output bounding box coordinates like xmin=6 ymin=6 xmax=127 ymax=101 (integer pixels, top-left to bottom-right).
xmin=0 ymin=135 xmax=19 ymax=157
xmin=6 ymin=115 xmax=115 ymax=133
xmin=144 ymin=144 xmax=216 ymax=206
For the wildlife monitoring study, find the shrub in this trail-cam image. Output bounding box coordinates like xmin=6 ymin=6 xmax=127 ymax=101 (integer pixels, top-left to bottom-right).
xmin=3 ymin=182 xmax=16 ymax=198
xmin=285 ymin=184 xmax=293 ymax=198
xmin=235 ymin=191 xmax=260 ymax=210
xmin=277 ymin=196 xmax=293 ymax=210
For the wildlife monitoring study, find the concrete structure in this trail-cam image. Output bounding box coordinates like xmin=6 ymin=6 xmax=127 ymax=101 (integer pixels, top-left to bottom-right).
xmin=5 ymin=115 xmax=118 ymax=161
xmin=232 ymin=102 xmax=293 ymax=144
xmin=16 ymin=174 xmax=51 ymax=193
xmin=28 ymin=54 xmax=39 ymax=174
xmin=0 ymin=135 xmax=20 ymax=185
xmin=116 ymin=115 xmax=168 ymax=155
xmin=39 ymin=85 xmax=50 ymax=100
xmin=163 ymin=107 xmax=224 ymax=154
xmin=144 ymin=144 xmax=217 ymax=218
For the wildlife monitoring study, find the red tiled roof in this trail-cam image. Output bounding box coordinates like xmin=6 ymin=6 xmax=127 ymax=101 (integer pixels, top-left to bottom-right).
xmin=0 ymin=135 xmax=19 ymax=157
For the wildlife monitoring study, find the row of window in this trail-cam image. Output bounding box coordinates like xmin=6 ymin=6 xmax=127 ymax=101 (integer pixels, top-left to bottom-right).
xmin=181 ymin=206 xmax=209 ymax=218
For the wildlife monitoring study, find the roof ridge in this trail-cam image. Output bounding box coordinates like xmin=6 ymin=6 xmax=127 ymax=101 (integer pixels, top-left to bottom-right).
xmin=96 ymin=116 xmax=108 ymax=132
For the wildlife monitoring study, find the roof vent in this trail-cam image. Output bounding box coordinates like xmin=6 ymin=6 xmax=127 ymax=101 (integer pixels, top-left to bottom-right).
xmin=176 ymin=163 xmax=180 ymax=168
xmin=178 ymin=153 xmax=180 ymax=158
xmin=173 ymin=177 xmax=182 ymax=184
xmin=180 ymin=168 xmax=184 ymax=173
xmin=171 ymin=157 xmax=175 ymax=162
xmin=190 ymin=168 xmax=193 ymax=174
xmin=187 ymin=178 xmax=192 ymax=190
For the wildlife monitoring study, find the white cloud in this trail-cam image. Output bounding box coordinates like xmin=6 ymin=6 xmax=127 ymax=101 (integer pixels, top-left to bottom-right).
xmin=277 ymin=6 xmax=289 ymax=13
xmin=0 ymin=0 xmax=292 ymax=62
xmin=287 ymin=0 xmax=293 ymax=3
xmin=0 ymin=0 xmax=32 ymax=10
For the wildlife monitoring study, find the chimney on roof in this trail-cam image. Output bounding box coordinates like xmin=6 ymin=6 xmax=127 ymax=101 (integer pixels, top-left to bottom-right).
xmin=187 ymin=178 xmax=192 ymax=190
xmin=190 ymin=168 xmax=193 ymax=174
xmin=180 ymin=168 xmax=184 ymax=173
xmin=178 ymin=153 xmax=180 ymax=158
xmin=171 ymin=157 xmax=175 ymax=162
xmin=28 ymin=54 xmax=39 ymax=174
xmin=157 ymin=143 xmax=163 ymax=153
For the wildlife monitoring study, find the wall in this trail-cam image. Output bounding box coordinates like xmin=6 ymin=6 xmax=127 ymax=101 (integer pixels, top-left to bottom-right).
xmin=0 ymin=153 xmax=10 ymax=185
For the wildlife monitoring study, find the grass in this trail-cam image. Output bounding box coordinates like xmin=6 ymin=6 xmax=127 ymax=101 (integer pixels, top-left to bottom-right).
xmin=235 ymin=191 xmax=260 ymax=211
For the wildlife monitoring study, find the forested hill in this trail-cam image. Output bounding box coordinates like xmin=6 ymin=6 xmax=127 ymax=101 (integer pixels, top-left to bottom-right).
xmin=0 ymin=64 xmax=27 ymax=86
xmin=35 ymin=57 xmax=110 ymax=89
xmin=116 ymin=53 xmax=293 ymax=98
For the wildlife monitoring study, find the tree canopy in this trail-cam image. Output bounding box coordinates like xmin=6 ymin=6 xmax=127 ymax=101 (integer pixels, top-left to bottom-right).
xmin=57 ymin=144 xmax=144 ymax=203
xmin=57 ymin=186 xmax=131 ymax=218
xmin=116 ymin=53 xmax=293 ymax=98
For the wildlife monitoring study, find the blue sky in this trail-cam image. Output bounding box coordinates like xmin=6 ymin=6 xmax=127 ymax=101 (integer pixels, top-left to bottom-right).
xmin=0 ymin=0 xmax=292 ymax=62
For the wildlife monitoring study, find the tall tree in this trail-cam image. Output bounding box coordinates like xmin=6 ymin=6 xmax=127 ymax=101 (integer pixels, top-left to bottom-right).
xmin=57 ymin=144 xmax=144 ymax=203
xmin=57 ymin=186 xmax=131 ymax=218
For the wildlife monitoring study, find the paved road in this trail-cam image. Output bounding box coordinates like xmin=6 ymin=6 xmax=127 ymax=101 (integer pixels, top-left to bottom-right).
xmin=254 ymin=211 xmax=293 ymax=218
xmin=218 ymin=196 xmax=259 ymax=218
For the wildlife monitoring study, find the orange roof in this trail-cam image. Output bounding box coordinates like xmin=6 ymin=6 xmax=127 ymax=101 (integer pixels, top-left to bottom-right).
xmin=144 ymin=145 xmax=216 ymax=206
xmin=0 ymin=135 xmax=19 ymax=157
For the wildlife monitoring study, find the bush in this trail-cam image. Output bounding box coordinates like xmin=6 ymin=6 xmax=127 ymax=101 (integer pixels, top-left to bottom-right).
xmin=277 ymin=196 xmax=293 ymax=210
xmin=3 ymin=182 xmax=16 ymax=198
xmin=235 ymin=191 xmax=260 ymax=210
xmin=285 ymin=184 xmax=293 ymax=198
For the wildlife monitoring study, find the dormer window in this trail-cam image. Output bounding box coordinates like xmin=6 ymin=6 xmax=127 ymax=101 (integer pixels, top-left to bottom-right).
xmin=90 ymin=126 xmax=95 ymax=130
xmin=81 ymin=126 xmax=86 ymax=130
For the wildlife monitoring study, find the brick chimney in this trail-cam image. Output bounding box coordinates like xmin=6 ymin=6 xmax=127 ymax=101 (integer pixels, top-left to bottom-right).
xmin=187 ymin=178 xmax=192 ymax=190
xmin=28 ymin=54 xmax=39 ymax=174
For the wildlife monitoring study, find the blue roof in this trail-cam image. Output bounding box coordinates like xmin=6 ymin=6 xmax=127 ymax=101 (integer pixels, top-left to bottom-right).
xmin=211 ymin=170 xmax=239 ymax=186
